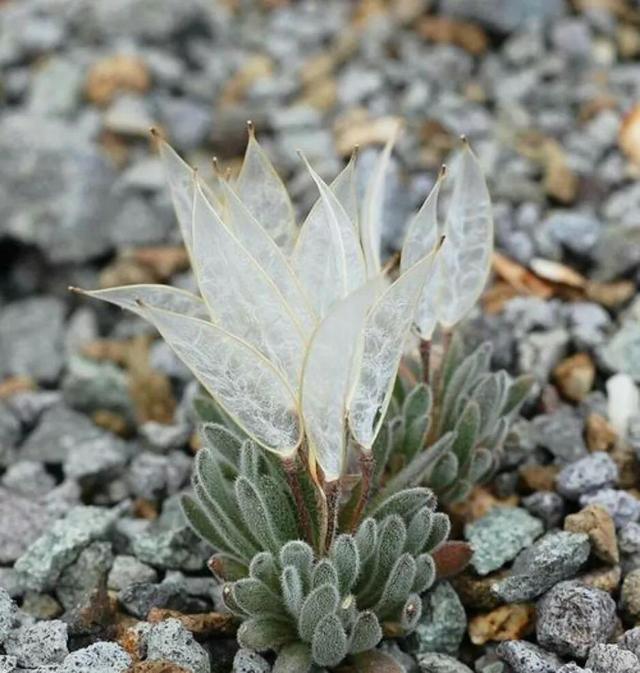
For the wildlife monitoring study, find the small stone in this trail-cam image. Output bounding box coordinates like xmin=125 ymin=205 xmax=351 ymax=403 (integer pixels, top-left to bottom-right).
xmin=232 ymin=649 xmax=270 ymax=673
xmin=0 ymin=568 xmax=25 ymax=599
xmin=544 ymin=211 xmax=600 ymax=256
xmin=532 ymin=409 xmax=587 ymax=463
xmin=0 ymin=489 xmax=54 ymax=563
xmin=557 ymin=665 xmax=590 ymax=673
xmin=619 ymin=522 xmax=640 ymax=572
xmin=619 ymin=104 xmax=640 ymax=165
xmin=586 ymin=414 xmax=618 ymax=453
xmin=518 ymin=329 xmax=570 ymax=383
xmin=64 ymin=433 xmax=129 ymax=482
xmin=451 ymin=570 xmax=506 ymax=612
xmin=414 ymin=581 xmax=466 ymax=656
xmin=465 ymin=507 xmax=544 ymax=576
xmin=0 ymin=655 xmax=17 ymax=673
xmin=468 ymin=603 xmax=535 ymax=646
xmin=108 ymin=555 xmax=158 ymax=591
xmin=606 ymin=374 xmax=640 ymax=438
xmin=119 ymin=581 xmax=207 ymax=620
xmin=621 ymin=568 xmax=640 ymax=620
xmin=21 ymin=404 xmax=105 ymax=463
xmin=14 ymin=505 xmax=120 ymax=592
xmin=579 ymin=565 xmax=621 ymax=593
xmin=585 ymin=643 xmax=640 ymax=673
xmin=579 ymin=489 xmax=640 ymax=528
xmin=553 ymin=353 xmax=595 ymax=402
xmin=520 ymin=465 xmax=560 ymax=492
xmin=21 ymin=592 xmax=62 ymax=620
xmin=0 ymin=588 xmax=17 ymax=642
xmin=418 ymin=652 xmax=473 ymax=673
xmin=86 ymin=54 xmax=150 ymax=106
xmin=619 ymin=626 xmax=640 ymax=658
xmin=522 ymin=491 xmax=565 ymax=529
xmin=146 ymin=618 xmax=209 ymax=673
xmin=1 ymin=461 xmax=55 ymax=497
xmin=565 ymin=504 xmax=619 ymax=563
xmin=127 ymin=451 xmax=191 ymax=501
xmin=104 ymin=94 xmax=154 ymax=136
xmin=604 ymin=328 xmax=640 ymax=384
xmin=0 ymin=297 xmax=65 ymax=384
xmin=496 ymin=640 xmax=563 ymax=673
xmin=140 ymin=421 xmax=192 ymax=452
xmin=492 ymin=531 xmax=590 ymax=603
xmin=60 ymin=642 xmax=132 ymax=673
xmin=29 ymin=56 xmax=83 ymax=116
xmin=536 ymin=581 xmax=617 ymax=658
xmin=4 ymin=620 xmax=68 ymax=668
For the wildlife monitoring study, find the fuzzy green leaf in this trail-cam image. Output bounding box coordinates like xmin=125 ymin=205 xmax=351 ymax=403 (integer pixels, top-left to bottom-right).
xmin=372 ymin=487 xmax=436 ymax=524
xmin=405 ymin=507 xmax=434 ymax=557
xmin=200 ymin=422 xmax=242 ymax=471
xmin=249 ymin=552 xmax=280 ymax=593
xmin=311 ymin=559 xmax=339 ymax=590
xmin=330 ymin=535 xmax=360 ymax=594
xmin=428 ymin=451 xmax=459 ymax=491
xmin=256 ymin=475 xmax=299 ymax=545
xmin=442 ymin=478 xmax=473 ymax=504
xmin=239 ymin=439 xmax=261 ymax=481
xmin=400 ymin=593 xmax=422 ymax=632
xmin=403 ymin=413 xmax=431 ymax=462
xmin=232 ymin=578 xmax=283 ymax=616
xmin=235 ymin=476 xmax=280 ymax=555
xmin=354 ymin=518 xmax=378 ymax=565
xmin=280 ymin=541 xmax=314 ymax=591
xmin=471 ymin=375 xmax=502 ymax=439
xmin=237 ymin=616 xmax=294 ymax=652
xmin=281 ymin=565 xmax=304 ymax=619
xmin=273 ymin=643 xmax=313 ymax=673
xmin=298 ymin=584 xmax=340 ymax=643
xmin=348 ymin=610 xmax=383 ymax=654
xmin=374 ymin=553 xmax=416 ymax=619
xmin=441 ymin=332 xmax=466 ymax=392
xmin=502 ymin=374 xmax=535 ymax=417
xmin=412 ymin=553 xmax=436 ymax=593
xmin=195 ymin=447 xmax=236 ymax=517
xmin=209 ymin=554 xmax=248 ymax=582
xmin=467 ymin=447 xmax=494 ymax=483
xmin=180 ymin=494 xmax=231 ymax=554
xmin=402 ymin=384 xmax=432 ymax=428
xmin=451 ymin=400 xmax=480 ymax=469
xmin=423 ymin=512 xmax=451 ymax=553
xmin=311 ymin=614 xmax=348 ymax=668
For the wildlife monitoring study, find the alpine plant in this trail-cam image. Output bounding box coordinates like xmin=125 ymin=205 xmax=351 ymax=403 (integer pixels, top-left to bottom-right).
xmin=71 ymin=123 xmax=522 ymax=669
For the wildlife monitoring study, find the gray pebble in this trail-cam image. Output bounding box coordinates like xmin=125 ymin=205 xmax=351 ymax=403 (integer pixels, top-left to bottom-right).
xmin=0 ymin=489 xmax=54 ymax=564
xmin=537 ymin=581 xmax=617 ymax=658
xmin=1 ymin=461 xmax=55 ymax=498
xmin=579 ymin=489 xmax=640 ymax=528
xmin=419 ymin=652 xmax=473 ymax=673
xmin=414 ymin=581 xmax=466 ymax=656
xmin=59 ymin=642 xmax=131 ymax=673
xmin=556 ymin=453 xmax=619 ymax=499
xmin=532 ymin=409 xmax=587 ymax=463
xmin=232 ymin=649 xmax=271 ymax=673
xmin=126 ymin=451 xmax=191 ymax=501
xmin=4 ymin=620 xmax=68 ymax=668
xmin=492 ymin=531 xmax=590 ymax=602
xmin=496 ymin=640 xmax=563 ymax=673
xmin=0 ymin=589 xmax=17 ymax=643
xmin=107 ymin=555 xmax=158 ymax=592
xmin=585 ymin=643 xmax=640 ymax=673
xmin=146 ymin=618 xmax=209 ymax=673
xmin=522 ymin=491 xmax=565 ymax=529
xmin=618 ymin=626 xmax=640 ymax=658
xmin=118 ymin=580 xmax=207 ymax=620
xmin=0 ymin=655 xmax=17 ymax=673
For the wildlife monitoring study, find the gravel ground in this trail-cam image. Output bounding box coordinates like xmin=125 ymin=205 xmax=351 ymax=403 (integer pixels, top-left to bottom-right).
xmin=1 ymin=0 xmax=640 ymax=672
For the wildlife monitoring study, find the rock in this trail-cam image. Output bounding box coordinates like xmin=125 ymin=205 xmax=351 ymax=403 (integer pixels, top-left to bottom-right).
xmin=86 ymin=54 xmax=150 ymax=106
xmin=127 ymin=451 xmax=192 ymax=501
xmin=140 ymin=421 xmax=192 ymax=453
xmin=579 ymin=489 xmax=640 ymax=528
xmin=585 ymin=643 xmax=640 ymax=673
xmin=557 ymin=666 xmax=590 ymax=673
xmin=0 ymin=114 xmax=116 ymax=264
xmin=0 ymin=297 xmax=65 ymax=384
xmin=21 ymin=404 xmax=105 ymax=463
xmin=0 ymin=589 xmax=17 ymax=642
xmin=414 ymin=581 xmax=466 ymax=656
xmin=60 ymin=642 xmax=132 ymax=673
xmin=621 ymin=568 xmax=640 ymax=620
xmin=556 ymin=453 xmax=619 ymax=500
xmin=0 ymin=569 xmax=24 ymax=599
xmin=585 ymin=414 xmax=618 ymax=453
xmin=21 ymin=592 xmax=62 ymax=620
xmin=518 ymin=329 xmax=570 ymax=383
xmin=146 ymin=618 xmax=209 ymax=673
xmin=565 ymin=504 xmax=619 ymax=564
xmin=64 ymin=431 xmax=129 ymax=482
xmin=14 ymin=505 xmax=120 ymax=592
xmin=536 ymin=581 xmax=617 ymax=658
xmin=522 ymin=491 xmax=565 ymax=529
xmin=0 ymin=655 xmax=17 ymax=673
xmin=131 ymin=496 xmax=209 ymax=572
xmin=532 ymin=409 xmax=587 ymax=464
xmin=1 ymin=461 xmax=55 ymax=497
xmin=29 ymin=56 xmax=83 ymax=116
xmin=108 ymin=555 xmax=158 ymax=591
xmin=619 ymin=626 xmax=640 ymax=658
xmin=553 ymin=353 xmax=595 ymax=402
xmin=104 ymin=94 xmax=154 ymax=136
xmin=4 ymin=620 xmax=68 ymax=668
xmin=0 ymin=488 xmax=54 ymax=563
xmin=0 ymin=404 xmax=20 ymax=466
xmin=157 ymin=97 xmax=212 ymax=151
xmin=566 ymin=303 xmax=610 ymax=350
xmin=468 ymin=603 xmax=535 ymax=646
xmin=232 ymin=649 xmax=271 ymax=673
xmin=603 ymin=327 xmax=640 ymax=384
xmin=465 ymin=507 xmax=544 ymax=576
xmin=606 ymin=374 xmax=640 ymax=438
xmin=492 ymin=531 xmax=590 ymax=603
xmin=579 ymin=564 xmax=621 ymax=594
xmin=418 ymin=652 xmax=473 ymax=673
xmin=62 ymin=356 xmax=132 ymax=419
xmin=496 ymin=640 xmax=563 ymax=673
xmin=543 ymin=211 xmax=600 ymax=256
xmin=618 ymin=522 xmax=640 ymax=573
xmin=56 ymin=541 xmax=114 ymax=635
xmin=119 ymin=580 xmax=207 ymax=620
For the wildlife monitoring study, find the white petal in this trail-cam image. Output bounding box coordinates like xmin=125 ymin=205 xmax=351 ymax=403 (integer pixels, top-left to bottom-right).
xmin=156 ymin=137 xmax=197 ymax=257
xmin=291 ymin=156 xmax=366 ymax=318
xmin=360 ymin=128 xmax=399 ymax=278
xmin=348 ymin=250 xmax=439 ymax=449
xmin=72 ymin=284 xmax=207 ymax=320
xmin=220 ymin=180 xmax=316 ymax=335
xmin=235 ymin=129 xmax=296 ymax=252
xmin=192 ymin=182 xmax=306 ymax=389
xmin=400 ymin=172 xmax=445 ymax=339
xmin=436 ymin=142 xmax=493 ymax=329
xmin=331 ymin=150 xmax=359 ymax=229
xmin=301 ymin=280 xmax=381 ymax=482
xmin=141 ymin=305 xmax=301 ymax=455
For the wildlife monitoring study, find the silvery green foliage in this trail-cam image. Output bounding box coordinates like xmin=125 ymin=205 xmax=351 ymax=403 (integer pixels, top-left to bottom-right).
xmin=74 ymin=128 xmax=451 ymax=481
xmin=373 ymin=334 xmax=534 ymax=505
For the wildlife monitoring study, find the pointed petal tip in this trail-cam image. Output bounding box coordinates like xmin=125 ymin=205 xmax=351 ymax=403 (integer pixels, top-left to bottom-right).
xmin=438 ymin=164 xmax=447 ymax=179
xmin=246 ymin=119 xmax=255 ymax=136
xmin=68 ymin=285 xmax=85 ymax=295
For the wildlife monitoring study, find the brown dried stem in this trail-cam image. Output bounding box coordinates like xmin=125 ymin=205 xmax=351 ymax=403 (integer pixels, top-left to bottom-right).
xmin=350 ymin=448 xmax=376 ymax=532
xmin=283 ymin=457 xmax=314 ymax=546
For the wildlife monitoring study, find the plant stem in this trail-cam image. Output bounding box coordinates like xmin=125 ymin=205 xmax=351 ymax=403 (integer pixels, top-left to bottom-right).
xmin=419 ymin=338 xmax=432 ymax=384
xmin=283 ymin=457 xmax=314 ymax=546
xmin=323 ymin=480 xmax=341 ymax=553
xmin=350 ymin=449 xmax=376 ymax=532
